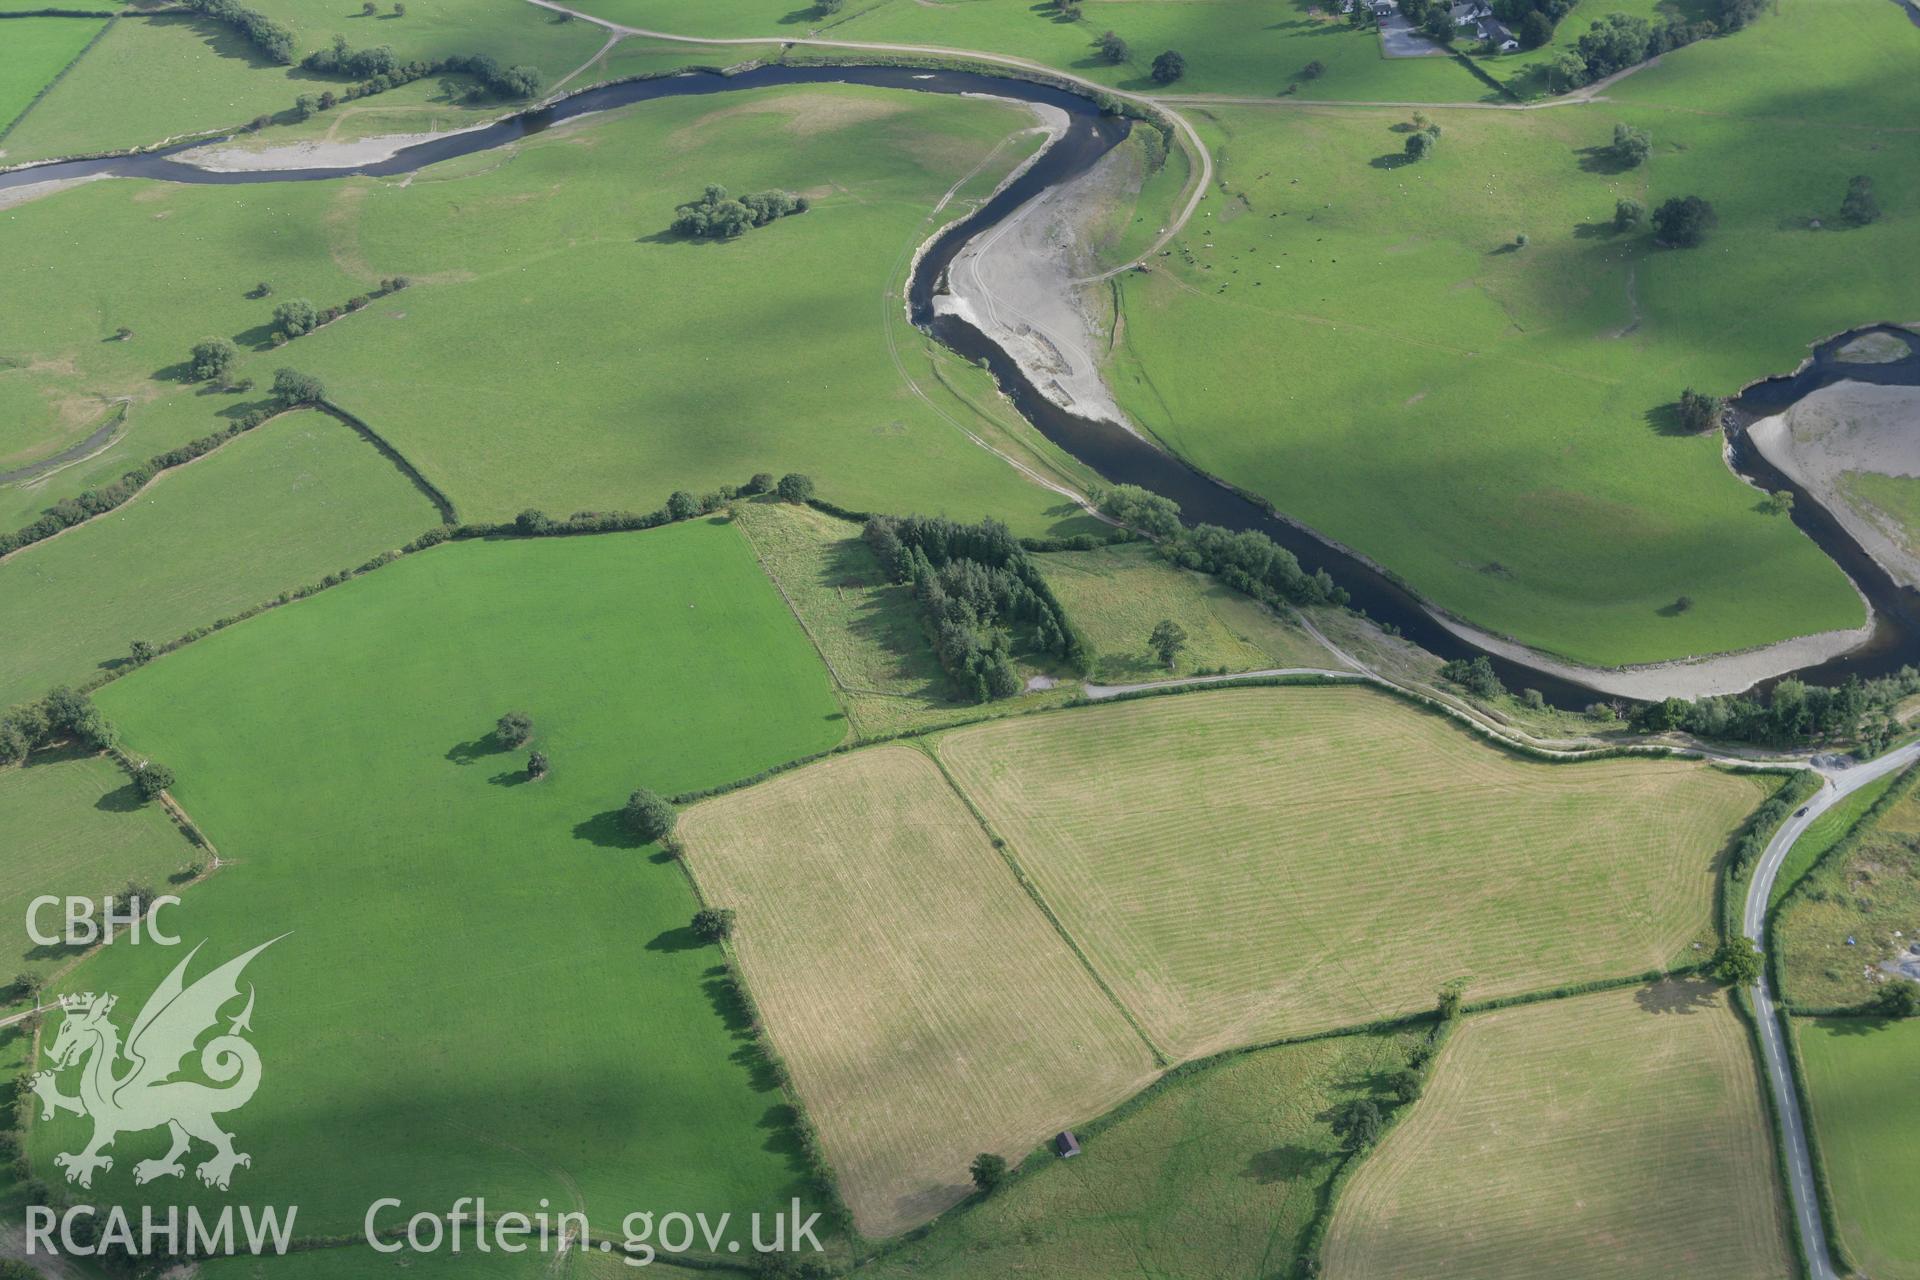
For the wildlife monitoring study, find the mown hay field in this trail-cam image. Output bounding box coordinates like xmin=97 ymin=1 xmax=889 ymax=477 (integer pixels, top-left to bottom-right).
xmin=1323 ymin=983 xmax=1792 ymax=1280
xmin=862 ymin=1026 xmax=1424 ymax=1280
xmin=52 ymin=521 xmax=846 ymax=1236
xmin=0 ymin=410 xmax=437 ymax=707
xmin=0 ymin=746 xmax=190 ymax=990
xmin=1799 ymin=1016 xmax=1920 ymax=1280
xmin=678 ymin=744 xmax=1157 ymax=1238
xmin=939 ymin=685 xmax=1772 ymax=1057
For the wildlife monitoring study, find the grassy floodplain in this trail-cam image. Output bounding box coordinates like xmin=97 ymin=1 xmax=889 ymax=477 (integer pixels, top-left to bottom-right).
xmin=1036 ymin=541 xmax=1337 ymax=680
xmin=939 ymin=685 xmax=1771 ymax=1057
xmin=0 ymin=409 xmax=438 ymax=707
xmin=1323 ymin=984 xmax=1792 ymax=1278
xmin=1799 ymin=1016 xmax=1920 ymax=1280
xmin=0 ymin=16 xmax=107 ymax=138
xmin=0 ymin=747 xmax=191 ymax=990
xmin=0 ymin=1 xmax=605 ymax=164
xmin=33 ymin=520 xmax=845 ymax=1236
xmin=862 ymin=1027 xmax=1425 ymax=1279
xmin=679 ymin=745 xmax=1157 ymax=1237
xmin=1105 ymin=0 xmax=1915 ymax=666
xmin=574 ymin=0 xmax=1499 ymax=101
xmin=0 ymin=85 xmax=1093 ymax=538
xmin=1776 ymin=766 xmax=1920 ymax=1009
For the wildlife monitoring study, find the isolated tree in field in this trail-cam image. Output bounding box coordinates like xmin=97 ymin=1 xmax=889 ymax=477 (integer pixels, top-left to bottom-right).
xmin=1513 ymin=232 xmax=1529 ymax=249
xmin=1404 ymin=130 xmax=1436 ymax=161
xmin=129 ymin=640 xmax=155 ymax=666
xmin=272 ymin=367 xmax=325 ymax=404
xmin=1149 ymin=619 xmax=1189 ymax=669
xmin=747 ymin=471 xmax=776 ymax=495
xmin=1608 ymin=122 xmax=1650 ymax=167
xmin=526 ymin=750 xmax=549 ymax=779
xmin=1150 ymin=49 xmax=1186 ymax=84
xmin=623 ymin=787 xmax=677 ymax=842
xmin=1672 ymin=595 xmax=1694 ymax=613
xmin=12 ymin=972 xmax=42 ymax=1003
xmin=815 ymin=0 xmax=843 ymax=12
xmin=667 ymin=490 xmax=700 ymax=521
xmin=273 ymin=298 xmax=320 ymax=337
xmin=1764 ymin=490 xmax=1794 ymax=516
xmin=1677 ymin=387 xmax=1726 ymax=433
xmin=691 ymin=907 xmax=736 ymax=942
xmin=1096 ymin=29 xmax=1129 ymax=62
xmin=1614 ymin=196 xmax=1645 ymax=231
xmin=392 ymin=1 xmax=405 ymax=13
xmin=1869 ymin=979 xmax=1916 ymax=1017
xmin=133 ymin=762 xmax=175 ymax=802
xmin=361 ymin=0 xmax=376 ymax=12
xmin=969 ymin=1153 xmax=1008 ymax=1192
xmin=1051 ymin=0 xmax=1082 ymax=17
xmin=497 ymin=711 xmax=533 ymax=746
xmin=1302 ymin=58 xmax=1326 ymax=79
xmin=1650 ymin=194 xmax=1716 ymax=247
xmin=1709 ymin=938 xmax=1762 ymax=986
xmin=188 ymin=337 xmax=238 ymax=383
xmin=776 ymin=472 xmax=815 ymax=504
xmin=1330 ymin=1099 xmax=1383 ymax=1151
xmin=1840 ymin=174 xmax=1880 ymax=227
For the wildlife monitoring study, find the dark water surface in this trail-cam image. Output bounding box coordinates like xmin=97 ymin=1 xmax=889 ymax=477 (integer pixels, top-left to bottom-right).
xmin=7 ymin=66 xmax=1917 ymax=705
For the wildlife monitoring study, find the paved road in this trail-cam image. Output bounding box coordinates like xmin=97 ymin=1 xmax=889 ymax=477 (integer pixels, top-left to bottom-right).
xmin=1741 ymin=740 xmax=1920 ymax=1280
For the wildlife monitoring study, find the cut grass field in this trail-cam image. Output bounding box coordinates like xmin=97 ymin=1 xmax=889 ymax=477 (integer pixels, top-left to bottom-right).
xmin=34 ymin=520 xmax=846 ymax=1236
xmin=1324 ymin=983 xmax=1792 ymax=1279
xmin=0 ymin=409 xmax=438 ymax=708
xmin=0 ymin=85 xmax=1096 ymax=538
xmin=678 ymin=744 xmax=1157 ymax=1237
xmin=861 ymin=1026 xmax=1425 ymax=1280
xmin=1798 ymin=1015 xmax=1920 ymax=1280
xmin=1036 ymin=541 xmax=1337 ymax=681
xmin=0 ymin=745 xmax=191 ymax=990
xmin=1776 ymin=765 xmax=1920 ymax=1009
xmin=1105 ymin=0 xmax=1915 ymax=666
xmin=939 ymin=685 xmax=1773 ymax=1057
xmin=0 ymin=15 xmax=106 ymax=139
xmin=0 ymin=2 xmax=604 ymax=165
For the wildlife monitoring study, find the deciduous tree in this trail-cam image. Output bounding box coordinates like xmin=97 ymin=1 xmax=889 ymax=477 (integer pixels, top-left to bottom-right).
xmin=623 ymin=787 xmax=677 ymax=842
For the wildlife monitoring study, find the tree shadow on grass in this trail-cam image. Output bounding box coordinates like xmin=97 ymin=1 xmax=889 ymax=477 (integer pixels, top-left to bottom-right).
xmin=1574 ymin=145 xmax=1638 ymax=175
xmin=1634 ymin=976 xmax=1719 ymax=1015
xmin=233 ymin=322 xmax=281 ymax=352
xmin=701 ymin=964 xmax=754 ymax=1035
xmin=1645 ymin=401 xmax=1692 ymax=436
xmin=94 ymin=782 xmax=145 ymax=813
xmin=1242 ymin=1144 xmax=1329 ymax=1184
xmin=1370 ymin=153 xmax=1415 ymax=170
xmin=487 ymin=769 xmax=532 ymax=787
xmin=571 ymin=809 xmax=642 ymax=849
xmin=646 ymin=926 xmax=705 ymax=954
xmin=1823 ymin=1014 xmax=1901 ymax=1036
xmin=446 ymin=733 xmax=511 ymax=765
xmin=1572 ymin=220 xmax=1617 ymax=240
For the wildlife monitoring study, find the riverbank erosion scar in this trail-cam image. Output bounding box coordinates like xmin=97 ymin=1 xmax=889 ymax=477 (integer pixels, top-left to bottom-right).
xmin=933 ymin=107 xmax=1137 ymax=428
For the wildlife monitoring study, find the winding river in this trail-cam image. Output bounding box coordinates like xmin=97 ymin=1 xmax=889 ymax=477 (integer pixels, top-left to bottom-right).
xmin=3 ymin=64 xmax=1916 ymax=707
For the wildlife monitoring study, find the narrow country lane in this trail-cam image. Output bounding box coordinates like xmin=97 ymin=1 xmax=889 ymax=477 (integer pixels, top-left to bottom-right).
xmin=1741 ymin=739 xmax=1920 ymax=1280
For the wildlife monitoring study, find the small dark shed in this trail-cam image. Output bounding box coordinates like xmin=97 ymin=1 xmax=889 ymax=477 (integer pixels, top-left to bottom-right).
xmin=1055 ymin=1131 xmax=1081 ymax=1159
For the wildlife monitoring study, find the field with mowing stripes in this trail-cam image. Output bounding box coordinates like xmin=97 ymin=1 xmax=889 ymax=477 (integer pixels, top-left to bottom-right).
xmin=1799 ymin=1017 xmax=1920 ymax=1279
xmin=0 ymin=16 xmax=105 ymax=137
xmin=1322 ymin=983 xmax=1793 ymax=1279
xmin=0 ymin=410 xmax=437 ymax=707
xmin=679 ymin=745 xmax=1157 ymax=1237
xmin=939 ymin=685 xmax=1773 ymax=1057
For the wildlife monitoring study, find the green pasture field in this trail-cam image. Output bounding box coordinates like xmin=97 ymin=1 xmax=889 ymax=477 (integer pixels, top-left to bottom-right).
xmin=862 ymin=1026 xmax=1425 ymax=1280
xmin=0 ymin=16 xmax=106 ymax=138
xmin=0 ymin=1 xmax=604 ymax=164
xmin=1323 ymin=983 xmax=1792 ymax=1278
xmin=0 ymin=746 xmax=191 ymax=991
xmin=1770 ymin=766 xmax=1904 ymax=909
xmin=31 ymin=521 xmax=845 ymax=1237
xmin=0 ymin=410 xmax=437 ymax=708
xmin=1036 ymin=541 xmax=1336 ymax=681
xmin=1487 ymin=0 xmax=1708 ymax=98
xmin=679 ymin=744 xmax=1156 ymax=1236
xmin=1776 ymin=767 xmax=1920 ymax=1009
xmin=0 ymin=85 xmax=1098 ymax=537
xmin=1841 ymin=470 xmax=1920 ymax=560
xmin=572 ymin=0 xmax=1499 ymax=101
xmin=939 ymin=684 xmax=1772 ymax=1057
xmin=1105 ymin=0 xmax=1917 ymax=666
xmin=1799 ymin=1015 xmax=1920 ymax=1280
xmin=199 ymin=1241 xmax=649 ymax=1278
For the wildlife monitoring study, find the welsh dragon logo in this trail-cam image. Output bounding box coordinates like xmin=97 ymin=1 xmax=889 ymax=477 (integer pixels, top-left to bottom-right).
xmin=29 ymin=938 xmax=281 ymax=1191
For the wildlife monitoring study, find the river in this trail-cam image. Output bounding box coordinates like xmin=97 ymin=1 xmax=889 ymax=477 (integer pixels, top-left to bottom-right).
xmin=4 ymin=63 xmax=1915 ymax=708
